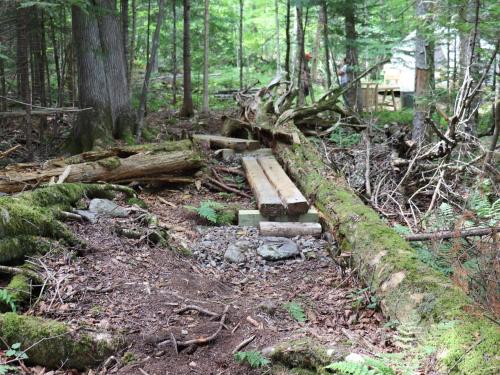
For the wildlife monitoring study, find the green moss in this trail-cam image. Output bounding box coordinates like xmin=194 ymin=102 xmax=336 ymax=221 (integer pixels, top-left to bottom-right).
xmin=5 ymin=274 xmax=31 ymax=306
xmin=270 ymin=338 xmax=331 ymax=372
xmin=0 ymin=313 xmax=120 ymax=370
xmin=127 ymin=197 xmax=148 ymax=209
xmin=0 ymin=236 xmax=54 ymax=264
xmin=121 ymin=351 xmax=136 ymax=364
xmin=98 ymin=156 xmax=121 ymax=170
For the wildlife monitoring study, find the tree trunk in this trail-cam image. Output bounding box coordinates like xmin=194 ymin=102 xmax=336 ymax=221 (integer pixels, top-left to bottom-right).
xmin=295 ymin=5 xmax=305 ymax=106
xmin=136 ymin=0 xmax=166 ymax=141
xmin=121 ymin=0 xmax=129 ymax=86
xmin=95 ymin=0 xmax=135 ymax=139
xmin=29 ymin=8 xmax=46 ymax=107
xmin=0 ymin=46 xmax=6 ymax=112
xmin=180 ymin=0 xmax=194 ymax=117
xmin=239 ymin=0 xmax=244 ymax=90
xmin=172 ymin=0 xmax=178 ymax=104
xmin=17 ymin=5 xmax=33 ymax=159
xmin=412 ymin=0 xmax=433 ymax=144
xmin=70 ymin=5 xmax=114 ymax=152
xmin=284 ymin=0 xmax=291 ymax=82
xmin=344 ymin=1 xmax=360 ymax=110
xmin=274 ymin=0 xmax=281 ymax=75
xmin=311 ymin=8 xmax=321 ymax=84
xmin=146 ymin=0 xmax=151 ymax=68
xmin=321 ymin=2 xmax=331 ymax=89
xmin=128 ymin=0 xmax=136 ymax=87
xmin=202 ymin=0 xmax=210 ymax=113
xmin=49 ymin=15 xmax=63 ymax=107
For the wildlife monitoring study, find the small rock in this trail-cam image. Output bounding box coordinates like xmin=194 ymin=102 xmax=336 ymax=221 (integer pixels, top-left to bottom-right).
xmin=73 ymin=209 xmax=98 ymax=224
xmin=257 ymin=237 xmax=299 ymax=260
xmin=88 ymin=199 xmax=128 ymax=218
xmin=188 ymin=361 xmax=197 ymax=368
xmin=224 ymin=244 xmax=246 ymax=263
xmin=181 ymin=329 xmax=188 ymax=336
xmin=258 ymin=300 xmax=278 ymax=315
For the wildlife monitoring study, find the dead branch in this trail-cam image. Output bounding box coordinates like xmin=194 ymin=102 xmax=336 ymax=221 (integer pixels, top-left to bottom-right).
xmin=0 ymin=145 xmax=21 ymax=159
xmin=405 ymin=226 xmax=499 ymax=241
xmin=232 ymin=335 xmax=256 ymax=354
xmin=175 ymin=304 xmax=220 ymax=319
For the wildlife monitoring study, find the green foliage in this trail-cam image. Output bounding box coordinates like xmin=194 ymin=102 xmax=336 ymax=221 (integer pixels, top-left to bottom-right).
xmin=348 ymin=287 xmax=379 ymax=310
xmin=283 ymin=301 xmax=307 ymax=322
xmin=5 ymin=343 xmax=28 ymax=361
xmin=370 ymin=110 xmax=414 ymax=126
xmin=329 ymin=127 xmax=362 ymax=147
xmin=234 ymin=351 xmax=270 ymax=368
xmin=325 ymin=357 xmax=395 ymax=375
xmin=185 ymin=200 xmax=235 ymax=225
xmin=0 ymin=365 xmax=18 ymax=375
xmin=0 ymin=289 xmax=17 ymax=312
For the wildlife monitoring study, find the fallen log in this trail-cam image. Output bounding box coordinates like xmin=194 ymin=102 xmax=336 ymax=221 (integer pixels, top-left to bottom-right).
xmin=0 ymin=312 xmax=121 ymax=369
xmin=240 ymin=79 xmax=499 ymax=373
xmin=0 ymin=147 xmax=202 ymax=193
xmin=405 ymin=226 xmax=499 ymax=241
xmin=259 ymin=221 xmax=322 ymax=238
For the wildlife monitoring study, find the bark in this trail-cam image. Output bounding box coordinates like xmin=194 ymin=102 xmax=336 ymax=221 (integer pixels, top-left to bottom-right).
xmin=295 ymin=5 xmax=305 ymax=106
xmin=202 ymin=0 xmax=210 ymax=113
xmin=17 ymin=5 xmax=33 ymax=159
xmin=95 ymin=0 xmax=135 ymax=139
xmin=29 ymin=8 xmax=46 ymax=107
xmin=49 ymin=16 xmax=62 ymax=107
xmin=0 ymin=142 xmax=200 ymax=194
xmin=70 ymin=5 xmax=114 ymax=152
xmin=172 ymin=0 xmax=178 ymax=104
xmin=239 ymin=0 xmax=244 ymax=89
xmin=128 ymin=0 xmax=136 ymax=86
xmin=121 ymin=0 xmax=129 ymax=85
xmin=406 ymin=226 xmax=499 ymax=241
xmin=344 ymin=0 xmax=360 ymax=110
xmin=284 ymin=0 xmax=291 ymax=81
xmin=412 ymin=0 xmax=433 ymax=145
xmin=180 ymin=0 xmax=194 ymax=117
xmin=321 ymin=2 xmax=331 ymax=89
xmin=274 ymin=0 xmax=281 ymax=75
xmin=0 ymin=50 xmax=6 ymax=112
xmin=136 ymin=0 xmax=166 ymax=141
xmin=311 ymin=8 xmax=321 ymax=84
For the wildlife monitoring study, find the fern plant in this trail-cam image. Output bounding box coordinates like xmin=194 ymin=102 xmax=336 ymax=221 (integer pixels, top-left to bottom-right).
xmin=185 ymin=200 xmax=235 ymax=225
xmin=283 ymin=301 xmax=307 ymax=322
xmin=234 ymin=351 xmax=270 ymax=368
xmin=0 ymin=289 xmax=17 ymax=312
xmin=325 ymin=357 xmax=395 ymax=375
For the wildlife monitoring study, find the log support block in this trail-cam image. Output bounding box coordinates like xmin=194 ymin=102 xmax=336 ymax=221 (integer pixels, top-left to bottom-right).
xmin=192 ymin=134 xmax=260 ymax=152
xmin=259 ymin=222 xmax=322 ymax=238
xmin=238 ymin=207 xmax=319 ymax=227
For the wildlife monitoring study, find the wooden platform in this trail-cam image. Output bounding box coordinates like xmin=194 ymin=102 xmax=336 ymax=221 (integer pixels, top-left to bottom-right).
xmin=257 ymin=156 xmax=309 ymax=215
xmin=192 ymin=134 xmax=260 ymax=152
xmin=242 ymin=157 xmax=285 ymax=217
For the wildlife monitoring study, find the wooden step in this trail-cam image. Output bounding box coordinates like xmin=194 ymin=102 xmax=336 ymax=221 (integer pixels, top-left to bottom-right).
xmin=238 ymin=207 xmax=319 ymax=227
xmin=257 ymin=156 xmax=309 ymax=215
xmin=242 ymin=157 xmax=285 ymax=217
xmin=192 ymin=134 xmax=260 ymax=152
xmin=259 ymin=221 xmax=322 ymax=238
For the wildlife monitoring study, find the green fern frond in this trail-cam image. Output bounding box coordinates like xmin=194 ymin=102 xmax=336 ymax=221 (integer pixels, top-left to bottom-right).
xmin=234 ymin=351 xmax=270 ymax=368
xmin=0 ymin=289 xmax=17 ymax=312
xmin=325 ymin=358 xmax=395 ymax=375
xmin=283 ymin=301 xmax=307 ymax=322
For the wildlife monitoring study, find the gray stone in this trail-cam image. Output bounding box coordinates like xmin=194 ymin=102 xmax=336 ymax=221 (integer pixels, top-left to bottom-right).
xmin=88 ymin=199 xmax=129 ymax=218
xmin=73 ymin=210 xmax=98 ymax=224
xmin=257 ymin=237 xmax=299 ymax=260
xmin=224 ymin=244 xmax=246 ymax=263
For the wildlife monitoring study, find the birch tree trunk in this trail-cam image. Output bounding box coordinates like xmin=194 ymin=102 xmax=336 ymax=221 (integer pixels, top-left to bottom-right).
xmin=202 ymin=0 xmax=210 ymax=113
xmin=136 ymin=0 xmax=166 ymax=141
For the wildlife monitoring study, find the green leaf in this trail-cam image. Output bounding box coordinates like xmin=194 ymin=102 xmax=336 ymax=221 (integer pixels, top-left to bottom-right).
xmin=234 ymin=351 xmax=270 ymax=368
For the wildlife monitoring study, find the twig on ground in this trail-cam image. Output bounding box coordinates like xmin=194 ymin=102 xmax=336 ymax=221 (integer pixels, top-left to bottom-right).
xmin=232 ymin=335 xmax=256 ymax=354
xmin=175 ymin=304 xmax=220 ymax=319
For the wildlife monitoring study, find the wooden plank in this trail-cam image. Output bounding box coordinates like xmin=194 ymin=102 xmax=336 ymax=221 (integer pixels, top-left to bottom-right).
xmin=242 ymin=157 xmax=285 ymax=217
xmin=259 ymin=222 xmax=322 ymax=238
xmin=257 ymin=156 xmax=309 ymax=215
xmin=238 ymin=207 xmax=319 ymax=227
xmin=192 ymin=134 xmax=260 ymax=151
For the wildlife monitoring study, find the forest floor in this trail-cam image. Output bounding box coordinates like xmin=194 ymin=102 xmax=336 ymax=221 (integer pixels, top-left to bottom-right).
xmin=3 ymin=113 xmax=399 ymax=374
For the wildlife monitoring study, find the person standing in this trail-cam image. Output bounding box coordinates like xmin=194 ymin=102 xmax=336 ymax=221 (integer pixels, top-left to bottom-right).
xmin=338 ymin=57 xmax=352 ymax=107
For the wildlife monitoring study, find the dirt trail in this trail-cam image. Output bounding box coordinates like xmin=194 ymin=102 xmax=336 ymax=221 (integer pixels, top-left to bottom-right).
xmin=29 ymin=180 xmax=397 ymax=375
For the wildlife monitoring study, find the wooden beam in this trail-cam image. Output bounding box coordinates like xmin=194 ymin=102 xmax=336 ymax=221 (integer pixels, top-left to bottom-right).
xmin=259 ymin=221 xmax=322 ymax=237
xmin=238 ymin=207 xmax=319 ymax=226
xmin=242 ymin=156 xmax=285 ymax=217
xmin=192 ymin=134 xmax=260 ymax=151
xmin=257 ymin=156 xmax=309 ymax=215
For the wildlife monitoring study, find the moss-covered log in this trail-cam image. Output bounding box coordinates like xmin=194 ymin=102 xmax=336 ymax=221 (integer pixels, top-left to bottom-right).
xmin=0 ymin=313 xmax=121 ymax=369
xmin=0 ymin=184 xmax=134 ymax=262
xmin=267 ymin=123 xmax=499 ymax=374
xmin=0 ymin=141 xmax=201 ymax=193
